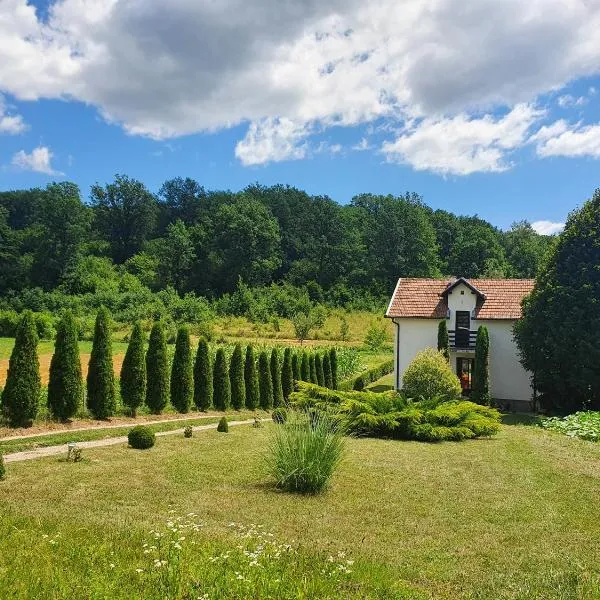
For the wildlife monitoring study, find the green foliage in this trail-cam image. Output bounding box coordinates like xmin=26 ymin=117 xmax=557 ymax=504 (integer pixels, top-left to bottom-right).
xmin=315 ymin=353 xmax=325 ymax=387
xmin=48 ymin=311 xmax=82 ymax=421
xmin=0 ymin=452 xmax=5 ymax=480
xmin=339 ymin=316 xmax=350 ymax=341
xmin=145 ymin=321 xmax=170 ymax=414
xmin=322 ymin=352 xmax=333 ymax=389
xmin=281 ymin=348 xmax=294 ymax=401
xmin=270 ymin=348 xmax=283 ymax=408
xmin=213 ymin=348 xmax=231 ymax=410
xmin=216 ymin=416 xmax=229 ymax=432
xmin=271 ymin=407 xmax=288 ymax=424
xmin=128 ymin=425 xmax=156 ymax=449
xmin=194 ymin=338 xmax=213 ymax=411
xmin=329 ymin=348 xmax=338 ymax=389
xmin=229 ymin=344 xmax=246 ymax=410
xmin=244 ymin=345 xmax=260 ymax=410
xmin=120 ymin=322 xmax=146 ymax=417
xmin=266 ymin=410 xmax=345 ymax=494
xmin=364 ymin=322 xmax=388 ymax=351
xmin=258 ymin=351 xmax=274 ymax=410
xmin=300 ymin=351 xmax=310 ymax=382
xmin=309 ymin=354 xmax=318 ymax=384
xmin=437 ymin=320 xmax=449 ymax=362
xmin=291 ymin=352 xmax=300 ymax=382
xmin=184 ymin=425 xmax=193 ymax=438
xmin=472 ymin=326 xmax=491 ymax=405
xmin=402 ymin=348 xmax=461 ymax=402
xmin=339 ymin=359 xmax=395 ymax=391
xmin=86 ymin=308 xmax=115 ymax=420
xmin=171 ymin=326 xmax=193 ymax=413
xmin=540 ymin=411 xmax=600 ymax=442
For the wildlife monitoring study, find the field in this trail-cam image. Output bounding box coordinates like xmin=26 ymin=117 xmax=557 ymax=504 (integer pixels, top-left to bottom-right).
xmin=1 ymin=421 xmax=599 ymax=599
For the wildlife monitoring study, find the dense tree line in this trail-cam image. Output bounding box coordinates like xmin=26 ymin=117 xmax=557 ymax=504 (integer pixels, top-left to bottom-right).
xmin=0 ymin=178 xmax=553 ymax=310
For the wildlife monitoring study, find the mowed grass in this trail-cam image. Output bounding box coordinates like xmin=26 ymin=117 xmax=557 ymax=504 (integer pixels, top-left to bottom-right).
xmin=1 ymin=423 xmax=599 ymax=599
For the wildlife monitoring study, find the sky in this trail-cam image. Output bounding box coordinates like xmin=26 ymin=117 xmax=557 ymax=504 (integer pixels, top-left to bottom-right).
xmin=2 ymin=1 xmax=600 ymax=233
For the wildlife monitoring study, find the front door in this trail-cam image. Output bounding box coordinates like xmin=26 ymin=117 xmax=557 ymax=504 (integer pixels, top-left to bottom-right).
xmin=455 ymin=311 xmax=471 ymax=347
xmin=456 ymin=357 xmax=474 ymax=396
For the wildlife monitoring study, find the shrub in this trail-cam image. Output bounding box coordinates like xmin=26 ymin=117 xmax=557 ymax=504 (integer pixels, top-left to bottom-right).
xmin=309 ymin=354 xmax=318 ymax=384
xmin=329 ymin=348 xmax=338 ymax=389
xmin=315 ymin=354 xmax=325 ymax=387
xmin=244 ymin=345 xmax=260 ymax=410
xmin=270 ymin=349 xmax=283 ymax=408
xmin=322 ymin=352 xmax=333 ymax=389
xmin=120 ymin=321 xmax=146 ymax=417
xmin=86 ymin=308 xmax=116 ymax=419
xmin=213 ymin=348 xmax=231 ymax=410
xmin=171 ymin=326 xmax=193 ymax=413
xmin=184 ymin=425 xmax=193 ymax=438
xmin=48 ymin=311 xmax=83 ymax=422
xmin=364 ymin=322 xmax=388 ymax=351
xmin=229 ymin=344 xmax=246 ymax=410
xmin=1 ymin=311 xmax=41 ymax=427
xmin=271 ymin=407 xmax=288 ymax=424
xmin=540 ymin=411 xmax=600 ymax=441
xmin=0 ymin=452 xmax=5 ymax=481
xmin=472 ymin=326 xmax=491 ymax=405
xmin=145 ymin=322 xmax=169 ymax=414
xmin=300 ymin=351 xmax=310 ymax=382
xmin=291 ymin=352 xmax=300 ymax=382
xmin=128 ymin=425 xmax=155 ymax=449
xmin=217 ymin=416 xmax=229 ymax=432
xmin=402 ymin=348 xmax=461 ymax=402
xmin=193 ymin=338 xmax=213 ymax=411
xmin=437 ymin=320 xmax=450 ymax=362
xmin=258 ymin=351 xmax=273 ymax=410
xmin=281 ymin=348 xmax=294 ymax=401
xmin=265 ymin=410 xmax=345 ymax=494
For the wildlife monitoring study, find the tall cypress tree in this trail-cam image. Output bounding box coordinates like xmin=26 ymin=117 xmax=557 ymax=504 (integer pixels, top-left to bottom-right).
xmin=230 ymin=344 xmax=246 ymax=410
xmin=86 ymin=308 xmax=115 ymax=420
xmin=213 ymin=348 xmax=231 ymax=410
xmin=258 ymin=351 xmax=273 ymax=410
xmin=281 ymin=347 xmax=294 ymax=401
xmin=48 ymin=311 xmax=82 ymax=422
xmin=472 ymin=326 xmax=491 ymax=405
xmin=437 ymin=320 xmax=450 ymax=362
xmin=120 ymin=322 xmax=146 ymax=417
xmin=171 ymin=326 xmax=193 ymax=413
xmin=300 ymin=351 xmax=310 ymax=381
xmin=291 ymin=352 xmax=300 ymax=382
xmin=145 ymin=321 xmax=169 ymax=414
xmin=309 ymin=353 xmax=318 ymax=384
xmin=244 ymin=345 xmax=260 ymax=410
xmin=322 ymin=352 xmax=333 ymax=389
xmin=194 ymin=337 xmax=213 ymax=411
xmin=270 ymin=348 xmax=283 ymax=407
xmin=1 ymin=311 xmax=40 ymax=427
xmin=315 ymin=353 xmax=325 ymax=386
xmin=329 ymin=348 xmax=338 ymax=389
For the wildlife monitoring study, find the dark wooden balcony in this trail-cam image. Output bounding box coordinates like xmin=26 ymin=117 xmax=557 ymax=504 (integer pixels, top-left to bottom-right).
xmin=448 ymin=329 xmax=477 ymax=351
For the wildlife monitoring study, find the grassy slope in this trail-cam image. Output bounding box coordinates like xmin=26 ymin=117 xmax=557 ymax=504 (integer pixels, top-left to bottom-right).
xmin=1 ymin=423 xmax=599 ymax=599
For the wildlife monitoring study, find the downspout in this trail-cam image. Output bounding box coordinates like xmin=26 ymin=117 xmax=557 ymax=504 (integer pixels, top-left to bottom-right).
xmin=395 ymin=319 xmax=401 ymax=390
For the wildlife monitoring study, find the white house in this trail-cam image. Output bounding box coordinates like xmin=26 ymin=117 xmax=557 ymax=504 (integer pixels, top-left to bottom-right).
xmin=385 ymin=277 xmax=535 ymax=410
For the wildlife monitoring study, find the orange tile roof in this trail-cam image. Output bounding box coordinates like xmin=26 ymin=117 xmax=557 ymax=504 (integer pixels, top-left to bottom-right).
xmin=385 ymin=277 xmax=535 ymax=320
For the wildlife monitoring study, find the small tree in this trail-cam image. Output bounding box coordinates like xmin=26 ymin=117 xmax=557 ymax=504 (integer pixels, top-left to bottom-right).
xmin=315 ymin=353 xmax=325 ymax=386
xmin=1 ymin=311 xmax=40 ymax=427
xmin=213 ymin=348 xmax=231 ymax=410
xmin=270 ymin=349 xmax=283 ymax=407
xmin=171 ymin=326 xmax=193 ymax=413
xmin=472 ymin=326 xmax=491 ymax=405
xmin=437 ymin=320 xmax=450 ymax=362
xmin=281 ymin=348 xmax=294 ymax=401
xmin=291 ymin=311 xmax=317 ymax=344
xmin=120 ymin=322 xmax=146 ymax=417
xmin=194 ymin=337 xmax=213 ymax=411
xmin=230 ymin=344 xmax=246 ymax=410
xmin=402 ymin=348 xmax=461 ymax=402
xmin=322 ymin=352 xmax=333 ymax=389
xmin=258 ymin=351 xmax=273 ymax=410
xmin=309 ymin=353 xmax=318 ymax=384
xmin=329 ymin=348 xmax=338 ymax=389
xmin=48 ymin=311 xmax=82 ymax=422
xmin=145 ymin=321 xmax=169 ymax=414
xmin=86 ymin=308 xmax=115 ymax=420
xmin=300 ymin=351 xmax=310 ymax=382
xmin=291 ymin=352 xmax=300 ymax=382
xmin=244 ymin=345 xmax=260 ymax=410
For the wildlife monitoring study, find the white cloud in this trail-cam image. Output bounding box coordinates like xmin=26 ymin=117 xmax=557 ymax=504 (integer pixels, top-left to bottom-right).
xmin=352 ymin=138 xmax=371 ymax=151
xmin=531 ymin=220 xmax=564 ymax=235
xmin=0 ymin=94 xmax=27 ymax=134
xmin=557 ymin=94 xmax=587 ymax=108
xmin=532 ymin=121 xmax=600 ymax=158
xmin=11 ymin=146 xmax=64 ymax=175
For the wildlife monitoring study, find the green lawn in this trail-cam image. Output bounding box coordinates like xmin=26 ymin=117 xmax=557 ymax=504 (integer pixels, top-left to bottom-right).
xmin=1 ymin=422 xmax=598 ymax=599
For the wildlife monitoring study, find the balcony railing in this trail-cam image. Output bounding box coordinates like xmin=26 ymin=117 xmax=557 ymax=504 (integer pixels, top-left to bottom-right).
xmin=448 ymin=329 xmax=477 ymax=350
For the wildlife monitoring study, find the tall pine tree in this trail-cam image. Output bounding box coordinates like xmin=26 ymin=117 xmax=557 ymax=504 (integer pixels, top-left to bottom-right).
xmin=437 ymin=320 xmax=450 ymax=362
xmin=120 ymin=322 xmax=146 ymax=417
xmin=48 ymin=311 xmax=82 ymax=421
xmin=86 ymin=308 xmax=115 ymax=419
xmin=229 ymin=344 xmax=246 ymax=410
xmin=145 ymin=321 xmax=169 ymax=414
xmin=171 ymin=326 xmax=193 ymax=413
xmin=281 ymin=347 xmax=294 ymax=401
xmin=194 ymin=338 xmax=213 ymax=411
xmin=258 ymin=351 xmax=273 ymax=410
xmin=270 ymin=348 xmax=283 ymax=407
xmin=244 ymin=345 xmax=260 ymax=410
xmin=213 ymin=348 xmax=231 ymax=410
xmin=472 ymin=326 xmax=491 ymax=405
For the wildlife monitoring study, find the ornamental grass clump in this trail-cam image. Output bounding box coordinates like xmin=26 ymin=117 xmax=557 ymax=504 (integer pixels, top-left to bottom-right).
xmin=266 ymin=410 xmax=345 ymax=494
xmin=128 ymin=425 xmax=156 ymax=449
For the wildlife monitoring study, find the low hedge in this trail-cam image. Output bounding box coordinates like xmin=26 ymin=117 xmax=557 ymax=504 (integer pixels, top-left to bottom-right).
xmin=338 ymin=359 xmax=394 ymax=391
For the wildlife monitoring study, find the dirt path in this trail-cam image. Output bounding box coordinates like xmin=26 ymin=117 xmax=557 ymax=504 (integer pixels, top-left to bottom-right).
xmin=4 ymin=419 xmax=264 ymax=463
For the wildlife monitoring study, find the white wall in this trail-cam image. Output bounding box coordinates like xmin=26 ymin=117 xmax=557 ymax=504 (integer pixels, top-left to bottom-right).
xmin=446 ymin=282 xmax=477 ymax=329
xmin=393 ymin=318 xmax=438 ymax=389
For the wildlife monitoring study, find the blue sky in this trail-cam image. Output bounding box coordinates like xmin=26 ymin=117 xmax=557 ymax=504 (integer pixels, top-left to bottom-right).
xmin=2 ymin=1 xmax=600 ymax=233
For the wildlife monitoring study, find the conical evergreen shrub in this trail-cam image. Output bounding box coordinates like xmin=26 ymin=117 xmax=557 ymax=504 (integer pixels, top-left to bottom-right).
xmin=291 ymin=352 xmax=300 ymax=382
xmin=145 ymin=321 xmax=169 ymax=414
xmin=472 ymin=326 xmax=491 ymax=405
xmin=120 ymin=322 xmax=146 ymax=417
xmin=48 ymin=311 xmax=82 ymax=422
xmin=281 ymin=347 xmax=294 ymax=401
xmin=213 ymin=348 xmax=231 ymax=410
xmin=217 ymin=416 xmax=229 ymax=432
xmin=1 ymin=311 xmax=40 ymax=427
xmin=86 ymin=308 xmax=115 ymax=420
xmin=315 ymin=353 xmax=325 ymax=387
xmin=300 ymin=351 xmax=310 ymax=382
xmin=323 ymin=352 xmax=333 ymax=389
xmin=270 ymin=348 xmax=283 ymax=407
xmin=309 ymin=353 xmax=318 ymax=384
xmin=0 ymin=452 xmax=5 ymax=480
xmin=258 ymin=351 xmax=273 ymax=410
xmin=229 ymin=344 xmax=246 ymax=410
xmin=194 ymin=338 xmax=213 ymax=411
xmin=244 ymin=345 xmax=260 ymax=410
xmin=171 ymin=326 xmax=193 ymax=413
xmin=329 ymin=348 xmax=338 ymax=389
xmin=437 ymin=320 xmax=450 ymax=362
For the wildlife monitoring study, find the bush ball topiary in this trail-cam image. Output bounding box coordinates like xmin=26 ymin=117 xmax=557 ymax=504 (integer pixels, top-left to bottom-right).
xmin=272 ymin=407 xmax=288 ymax=424
xmin=128 ymin=425 xmax=156 ymax=449
xmin=184 ymin=425 xmax=193 ymax=438
xmin=217 ymin=416 xmax=229 ymax=433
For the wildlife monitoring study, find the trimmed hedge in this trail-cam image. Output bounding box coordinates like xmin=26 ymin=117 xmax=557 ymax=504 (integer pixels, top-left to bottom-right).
xmin=338 ymin=359 xmax=394 ymax=391
xmin=128 ymin=425 xmax=155 ymax=449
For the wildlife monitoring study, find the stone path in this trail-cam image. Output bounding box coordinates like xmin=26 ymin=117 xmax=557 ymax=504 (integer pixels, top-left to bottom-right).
xmin=4 ymin=419 xmax=264 ymax=464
